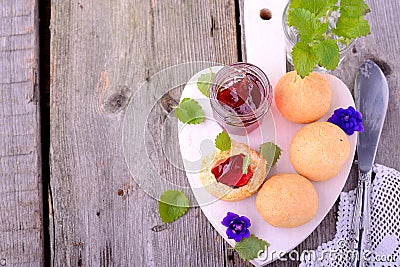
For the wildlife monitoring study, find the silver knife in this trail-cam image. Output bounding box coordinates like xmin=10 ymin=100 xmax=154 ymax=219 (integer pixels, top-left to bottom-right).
xmin=350 ymin=60 xmax=389 ymax=266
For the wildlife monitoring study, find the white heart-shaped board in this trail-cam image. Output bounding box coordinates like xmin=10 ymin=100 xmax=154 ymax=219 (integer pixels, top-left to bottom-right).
xmin=178 ymin=67 xmax=356 ymax=266
xmin=177 ymin=1 xmax=356 ymax=265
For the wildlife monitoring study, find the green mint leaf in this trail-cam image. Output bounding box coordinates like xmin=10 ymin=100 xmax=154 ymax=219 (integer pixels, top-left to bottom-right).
xmin=302 ymin=0 xmax=337 ymax=17
xmin=289 ymin=0 xmax=301 ymax=9
xmin=291 ymin=41 xmax=317 ymax=78
xmin=215 ymin=131 xmax=231 ymax=151
xmin=158 ymin=190 xmax=190 ymax=223
xmin=312 ymin=39 xmax=340 ymax=70
xmin=315 ymin=22 xmax=329 ymax=36
xmin=174 ymin=98 xmax=205 ymax=124
xmin=288 ymin=0 xmax=371 ymax=77
xmin=331 ymin=5 xmax=339 ymax=12
xmin=242 ymin=155 xmax=251 ymax=175
xmin=332 ymin=17 xmax=370 ymax=39
xmin=234 ymin=235 xmax=269 ymax=261
xmin=340 ymin=0 xmax=370 ymax=18
xmin=197 ymin=68 xmax=215 ymax=97
xmin=337 ymin=37 xmax=353 ymax=46
xmin=260 ymin=142 xmax=282 ymax=169
xmin=288 ymin=8 xmax=319 ymax=43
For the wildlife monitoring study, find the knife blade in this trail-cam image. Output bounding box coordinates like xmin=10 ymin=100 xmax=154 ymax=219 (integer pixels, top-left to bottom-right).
xmin=350 ymin=60 xmax=389 ymax=267
xmin=356 ymin=60 xmax=389 ymax=173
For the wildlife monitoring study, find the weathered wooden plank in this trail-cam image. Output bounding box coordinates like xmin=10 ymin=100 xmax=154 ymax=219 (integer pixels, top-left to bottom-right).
xmin=0 ymin=0 xmax=44 ymax=266
xmin=50 ymin=0 xmax=238 ymax=266
xmin=333 ymin=0 xmax=400 ymax=171
xmin=240 ymin=0 xmax=400 ymax=266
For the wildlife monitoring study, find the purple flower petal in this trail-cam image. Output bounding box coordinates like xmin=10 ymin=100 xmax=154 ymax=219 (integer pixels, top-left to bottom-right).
xmin=242 ymin=229 xmax=251 ymax=239
xmin=345 ymin=128 xmax=354 ymax=135
xmin=239 ymin=216 xmax=251 ymax=228
xmin=233 ymin=233 xmax=244 ymax=242
xmin=221 ymin=212 xmax=252 ymax=242
xmin=327 ymin=106 xmax=364 ymax=136
xmin=226 ymin=228 xmax=235 ymax=239
xmin=334 ymin=108 xmax=343 ymax=115
xmin=221 ymin=212 xmax=238 ymax=227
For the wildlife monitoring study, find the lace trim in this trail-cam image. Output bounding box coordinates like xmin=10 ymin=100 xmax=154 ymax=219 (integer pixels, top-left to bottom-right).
xmin=300 ymin=165 xmax=400 ymax=267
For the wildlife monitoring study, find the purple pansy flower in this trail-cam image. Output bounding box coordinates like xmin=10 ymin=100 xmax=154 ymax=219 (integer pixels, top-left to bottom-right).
xmin=328 ymin=106 xmax=364 ymax=135
xmin=221 ymin=212 xmax=251 ymax=242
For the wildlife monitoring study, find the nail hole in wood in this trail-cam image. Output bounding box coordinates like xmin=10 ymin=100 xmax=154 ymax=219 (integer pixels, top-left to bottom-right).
xmin=117 ymin=189 xmax=124 ymax=196
xmin=260 ymin=8 xmax=272 ymax=20
xmin=151 ymin=224 xmax=169 ymax=232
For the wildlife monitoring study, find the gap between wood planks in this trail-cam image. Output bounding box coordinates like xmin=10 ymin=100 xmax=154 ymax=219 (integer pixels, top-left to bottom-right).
xmin=234 ymin=0 xmax=244 ymax=62
xmin=39 ymin=0 xmax=52 ymax=266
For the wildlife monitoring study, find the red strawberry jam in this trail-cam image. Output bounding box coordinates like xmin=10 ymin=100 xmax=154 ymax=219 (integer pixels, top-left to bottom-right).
xmin=210 ymin=63 xmax=272 ymax=135
xmin=211 ymin=154 xmax=253 ymax=188
xmin=216 ymin=74 xmax=264 ymax=116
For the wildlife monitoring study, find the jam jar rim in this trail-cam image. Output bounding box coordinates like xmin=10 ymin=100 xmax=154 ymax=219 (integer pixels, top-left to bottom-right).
xmin=209 ymin=62 xmax=273 ymax=126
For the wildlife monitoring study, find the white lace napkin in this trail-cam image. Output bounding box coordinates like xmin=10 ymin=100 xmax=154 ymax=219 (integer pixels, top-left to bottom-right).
xmin=300 ymin=164 xmax=400 ymax=267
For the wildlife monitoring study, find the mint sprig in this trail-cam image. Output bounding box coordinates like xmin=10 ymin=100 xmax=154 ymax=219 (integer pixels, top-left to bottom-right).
xmin=288 ymin=0 xmax=371 ymax=77
xmin=197 ymin=68 xmax=215 ymax=97
xmin=234 ymin=235 xmax=269 ymax=261
xmin=215 ymin=131 xmax=231 ymax=151
xmin=332 ymin=17 xmax=370 ymax=39
xmin=288 ymin=8 xmax=323 ymax=43
xmin=242 ymin=155 xmax=251 ymax=175
xmin=158 ymin=190 xmax=190 ymax=223
xmin=292 ymin=41 xmax=318 ymax=78
xmin=339 ymin=0 xmax=370 ymax=18
xmin=174 ymin=98 xmax=205 ymax=124
xmin=301 ymin=0 xmax=338 ymax=17
xmin=312 ymin=38 xmax=340 ymax=70
xmin=260 ymin=142 xmax=281 ymax=169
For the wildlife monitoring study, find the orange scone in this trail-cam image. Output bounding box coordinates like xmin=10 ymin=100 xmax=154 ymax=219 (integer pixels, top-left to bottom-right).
xmin=274 ymin=71 xmax=331 ymax=124
xmin=200 ymin=141 xmax=267 ymax=201
xmin=256 ymin=173 xmax=318 ymax=228
xmin=290 ymin=122 xmax=350 ymax=181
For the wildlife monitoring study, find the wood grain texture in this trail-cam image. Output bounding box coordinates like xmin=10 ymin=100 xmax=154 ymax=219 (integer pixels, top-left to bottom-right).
xmin=241 ymin=0 xmax=400 ymax=266
xmin=50 ymin=0 xmax=238 ymax=266
xmin=0 ymin=0 xmax=44 ymax=266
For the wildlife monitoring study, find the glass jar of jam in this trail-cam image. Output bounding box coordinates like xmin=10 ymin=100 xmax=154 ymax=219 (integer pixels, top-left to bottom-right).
xmin=209 ymin=62 xmax=273 ymax=135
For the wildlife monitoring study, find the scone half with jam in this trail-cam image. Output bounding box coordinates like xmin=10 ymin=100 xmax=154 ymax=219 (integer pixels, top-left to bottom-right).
xmin=200 ymin=140 xmax=267 ymax=201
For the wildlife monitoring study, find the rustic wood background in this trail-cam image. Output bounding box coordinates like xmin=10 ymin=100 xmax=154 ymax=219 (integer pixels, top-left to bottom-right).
xmin=0 ymin=0 xmax=44 ymax=266
xmin=1 ymin=0 xmax=399 ymax=266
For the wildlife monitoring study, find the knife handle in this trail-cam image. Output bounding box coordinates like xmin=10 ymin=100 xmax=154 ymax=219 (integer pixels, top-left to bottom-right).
xmin=349 ymin=170 xmax=372 ymax=267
